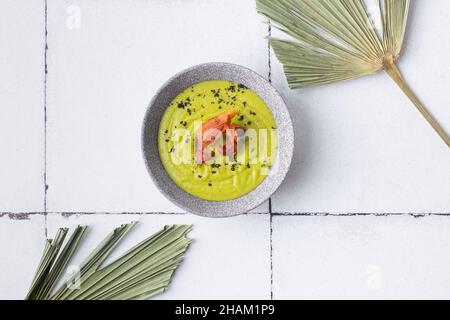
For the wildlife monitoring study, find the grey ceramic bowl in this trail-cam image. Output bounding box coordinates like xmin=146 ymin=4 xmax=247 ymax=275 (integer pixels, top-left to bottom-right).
xmin=142 ymin=62 xmax=294 ymax=217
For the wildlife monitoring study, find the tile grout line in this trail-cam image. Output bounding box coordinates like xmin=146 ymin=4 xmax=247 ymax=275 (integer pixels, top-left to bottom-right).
xmin=269 ymin=213 xmax=273 ymax=300
xmin=44 ymin=0 xmax=48 ymax=237
xmin=2 ymin=211 xmax=450 ymax=217
xmin=267 ymin=20 xmax=274 ymax=301
xmin=271 ymin=212 xmax=450 ymax=217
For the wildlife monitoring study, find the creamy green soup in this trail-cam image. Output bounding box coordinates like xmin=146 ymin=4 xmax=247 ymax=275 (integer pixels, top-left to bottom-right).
xmin=158 ymin=80 xmax=277 ymax=201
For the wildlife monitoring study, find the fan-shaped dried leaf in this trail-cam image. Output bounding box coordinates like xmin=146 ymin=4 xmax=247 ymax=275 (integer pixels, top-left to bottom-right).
xmin=26 ymin=223 xmax=192 ymax=300
xmin=257 ymin=0 xmax=449 ymax=147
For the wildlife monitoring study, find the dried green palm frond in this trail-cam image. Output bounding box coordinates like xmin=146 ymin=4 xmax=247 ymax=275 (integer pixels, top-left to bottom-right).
xmin=257 ymin=0 xmax=450 ymax=148
xmin=26 ymin=222 xmax=192 ymax=300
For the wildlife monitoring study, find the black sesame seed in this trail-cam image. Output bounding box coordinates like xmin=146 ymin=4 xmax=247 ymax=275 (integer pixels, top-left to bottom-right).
xmin=211 ymin=89 xmax=220 ymax=98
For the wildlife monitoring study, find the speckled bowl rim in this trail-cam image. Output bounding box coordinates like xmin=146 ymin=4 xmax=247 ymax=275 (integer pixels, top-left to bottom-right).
xmin=142 ymin=62 xmax=294 ymax=218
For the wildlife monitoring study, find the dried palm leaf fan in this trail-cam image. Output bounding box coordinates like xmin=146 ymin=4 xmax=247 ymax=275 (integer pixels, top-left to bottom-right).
xmin=257 ymin=0 xmax=450 ymax=148
xmin=26 ymin=222 xmax=192 ymax=300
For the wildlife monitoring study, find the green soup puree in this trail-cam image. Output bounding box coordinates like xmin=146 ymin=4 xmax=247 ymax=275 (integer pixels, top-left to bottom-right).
xmin=158 ymin=80 xmax=277 ymax=201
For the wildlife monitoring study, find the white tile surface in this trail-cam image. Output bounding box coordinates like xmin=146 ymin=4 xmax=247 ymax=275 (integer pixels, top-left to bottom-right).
xmin=270 ymin=0 xmax=450 ymax=213
xmin=249 ymin=200 xmax=269 ymax=214
xmin=0 ymin=214 xmax=45 ymax=299
xmin=2 ymin=0 xmax=450 ymax=302
xmin=273 ymin=215 xmax=450 ymax=299
xmin=46 ymin=213 xmax=271 ymax=299
xmin=46 ymin=0 xmax=269 ymax=212
xmin=0 ymin=1 xmax=45 ymax=212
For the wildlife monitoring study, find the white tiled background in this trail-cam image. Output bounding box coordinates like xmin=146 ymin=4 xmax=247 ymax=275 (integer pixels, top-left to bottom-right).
xmin=0 ymin=0 xmax=449 ymax=300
